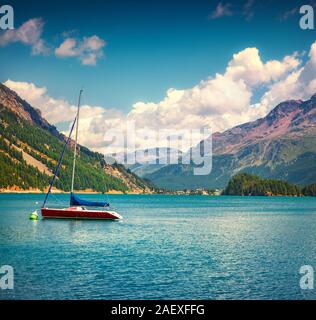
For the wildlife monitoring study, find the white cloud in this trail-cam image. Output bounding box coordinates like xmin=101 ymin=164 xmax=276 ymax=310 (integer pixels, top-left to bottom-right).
xmin=225 ymin=48 xmax=301 ymax=87
xmin=0 ymin=18 xmax=49 ymax=55
xmin=4 ymin=80 xmax=125 ymax=153
xmin=4 ymin=80 xmax=106 ymax=123
xmin=55 ymin=35 xmax=106 ymax=66
xmin=5 ymin=41 xmax=316 ymax=154
xmin=128 ymin=75 xmax=253 ymax=133
xmin=0 ymin=17 xmax=106 ymax=65
xmin=254 ymin=42 xmax=316 ymax=113
xmin=54 ymin=38 xmax=77 ymax=57
xmin=127 ymin=46 xmax=301 ymax=134
xmin=209 ymin=2 xmax=233 ymax=19
xmin=253 ymin=70 xmax=302 ymax=115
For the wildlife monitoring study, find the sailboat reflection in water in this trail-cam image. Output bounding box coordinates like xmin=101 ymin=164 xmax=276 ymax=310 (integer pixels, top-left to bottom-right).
xmin=40 ymin=90 xmax=122 ymax=220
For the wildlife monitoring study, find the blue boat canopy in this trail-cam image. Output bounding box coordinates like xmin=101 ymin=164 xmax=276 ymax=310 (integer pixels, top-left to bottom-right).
xmin=70 ymin=193 xmax=109 ymax=207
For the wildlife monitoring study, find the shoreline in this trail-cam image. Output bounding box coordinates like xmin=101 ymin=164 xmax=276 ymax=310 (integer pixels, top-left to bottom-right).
xmin=0 ymin=188 xmax=154 ymax=195
xmin=0 ymin=190 xmax=314 ymax=197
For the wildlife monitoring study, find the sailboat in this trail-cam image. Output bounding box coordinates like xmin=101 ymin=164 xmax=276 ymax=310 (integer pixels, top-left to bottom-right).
xmin=41 ymin=90 xmax=122 ymax=220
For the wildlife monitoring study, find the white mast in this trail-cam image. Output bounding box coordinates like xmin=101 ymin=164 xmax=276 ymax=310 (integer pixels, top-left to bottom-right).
xmin=71 ymin=89 xmax=83 ymax=193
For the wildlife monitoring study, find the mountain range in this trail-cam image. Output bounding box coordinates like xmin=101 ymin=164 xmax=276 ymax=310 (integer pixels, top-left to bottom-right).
xmin=111 ymin=147 xmax=182 ymax=177
xmin=0 ymin=83 xmax=153 ymax=193
xmin=141 ymin=94 xmax=316 ymax=190
xmin=2 ymin=81 xmax=316 ymax=192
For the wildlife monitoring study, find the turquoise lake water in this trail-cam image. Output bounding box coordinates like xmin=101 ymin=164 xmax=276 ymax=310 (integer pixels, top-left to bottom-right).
xmin=0 ymin=193 xmax=316 ymax=300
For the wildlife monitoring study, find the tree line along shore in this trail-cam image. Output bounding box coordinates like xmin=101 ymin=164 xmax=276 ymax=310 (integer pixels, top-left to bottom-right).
xmin=222 ymin=173 xmax=316 ymax=197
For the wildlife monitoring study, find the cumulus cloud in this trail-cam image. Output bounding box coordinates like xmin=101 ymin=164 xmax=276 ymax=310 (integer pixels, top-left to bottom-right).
xmin=255 ymin=42 xmax=316 ymax=112
xmin=0 ymin=17 xmax=106 ymax=65
xmin=4 ymin=80 xmax=125 ymax=153
xmin=225 ymin=48 xmax=301 ymax=87
xmin=55 ymin=35 xmax=106 ymax=66
xmin=5 ymin=41 xmax=316 ymax=154
xmin=0 ymin=18 xmax=49 ymax=55
xmin=128 ymin=75 xmax=252 ymax=133
xmin=4 ymin=80 xmax=106 ymax=123
xmin=128 ymin=46 xmax=301 ymax=134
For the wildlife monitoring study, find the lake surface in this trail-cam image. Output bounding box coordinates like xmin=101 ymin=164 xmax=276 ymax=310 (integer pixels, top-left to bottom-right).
xmin=0 ymin=194 xmax=316 ymax=300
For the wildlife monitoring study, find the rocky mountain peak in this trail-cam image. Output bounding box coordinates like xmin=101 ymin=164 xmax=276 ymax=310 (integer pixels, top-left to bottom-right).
xmin=0 ymin=83 xmax=61 ymax=138
xmin=265 ymin=100 xmax=302 ymax=125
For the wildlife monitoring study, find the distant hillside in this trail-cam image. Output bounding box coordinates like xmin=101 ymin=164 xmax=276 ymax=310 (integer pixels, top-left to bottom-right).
xmin=0 ymin=83 xmax=153 ymax=193
xmin=144 ymin=94 xmax=316 ymax=190
xmin=110 ymin=147 xmax=182 ymax=177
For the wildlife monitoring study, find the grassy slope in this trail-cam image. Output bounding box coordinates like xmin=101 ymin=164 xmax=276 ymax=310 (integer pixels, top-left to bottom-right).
xmin=0 ymin=106 xmax=132 ymax=192
xmin=145 ymin=140 xmax=316 ymax=190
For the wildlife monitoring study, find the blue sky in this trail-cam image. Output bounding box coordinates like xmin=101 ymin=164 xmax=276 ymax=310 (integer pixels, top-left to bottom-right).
xmin=1 ymin=0 xmax=316 ymax=153
xmin=1 ymin=0 xmax=315 ymax=110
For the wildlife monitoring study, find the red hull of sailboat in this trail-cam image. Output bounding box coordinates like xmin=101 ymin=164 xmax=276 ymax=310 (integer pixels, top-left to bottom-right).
xmin=41 ymin=208 xmax=121 ymax=220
